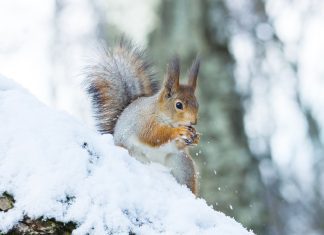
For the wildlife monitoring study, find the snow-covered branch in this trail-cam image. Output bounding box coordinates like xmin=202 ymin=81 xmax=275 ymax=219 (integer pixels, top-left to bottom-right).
xmin=0 ymin=75 xmax=254 ymax=234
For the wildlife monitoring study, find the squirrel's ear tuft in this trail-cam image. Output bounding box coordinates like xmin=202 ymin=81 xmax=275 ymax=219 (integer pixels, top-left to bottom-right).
xmin=164 ymin=56 xmax=180 ymax=97
xmin=188 ymin=57 xmax=200 ymax=90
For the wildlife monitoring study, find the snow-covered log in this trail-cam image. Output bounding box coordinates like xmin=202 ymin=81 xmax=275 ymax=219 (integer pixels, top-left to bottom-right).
xmin=0 ymin=75 xmax=254 ymax=234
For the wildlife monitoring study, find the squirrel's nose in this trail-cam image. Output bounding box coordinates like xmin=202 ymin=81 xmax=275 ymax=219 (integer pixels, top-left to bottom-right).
xmin=191 ymin=119 xmax=197 ymax=125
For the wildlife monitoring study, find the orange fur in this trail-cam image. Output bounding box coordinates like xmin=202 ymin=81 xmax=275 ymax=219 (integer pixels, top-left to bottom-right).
xmin=139 ymin=118 xmax=184 ymax=147
xmin=190 ymin=171 xmax=198 ymax=195
xmin=138 ymin=116 xmax=200 ymax=149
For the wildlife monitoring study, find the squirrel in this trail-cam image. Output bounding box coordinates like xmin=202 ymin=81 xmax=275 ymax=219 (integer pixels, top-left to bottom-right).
xmin=85 ymin=39 xmax=201 ymax=195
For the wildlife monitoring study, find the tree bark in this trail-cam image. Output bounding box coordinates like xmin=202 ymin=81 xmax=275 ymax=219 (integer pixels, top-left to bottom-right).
xmin=0 ymin=193 xmax=76 ymax=235
xmin=149 ymin=0 xmax=269 ymax=233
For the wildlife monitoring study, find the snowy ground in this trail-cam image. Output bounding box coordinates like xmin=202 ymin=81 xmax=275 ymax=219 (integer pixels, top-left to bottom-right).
xmin=0 ymin=75 xmax=254 ymax=234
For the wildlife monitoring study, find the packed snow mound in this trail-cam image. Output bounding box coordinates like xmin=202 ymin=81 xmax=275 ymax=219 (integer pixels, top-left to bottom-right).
xmin=0 ymin=75 xmax=254 ymax=235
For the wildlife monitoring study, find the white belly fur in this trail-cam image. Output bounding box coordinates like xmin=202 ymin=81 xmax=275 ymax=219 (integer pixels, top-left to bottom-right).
xmin=129 ymin=135 xmax=178 ymax=165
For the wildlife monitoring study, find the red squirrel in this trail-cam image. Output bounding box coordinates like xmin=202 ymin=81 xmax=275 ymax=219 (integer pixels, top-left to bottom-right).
xmin=86 ymin=39 xmax=201 ymax=195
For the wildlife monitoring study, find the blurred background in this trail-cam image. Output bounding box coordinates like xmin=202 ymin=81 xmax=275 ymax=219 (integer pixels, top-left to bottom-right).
xmin=1 ymin=0 xmax=324 ymax=234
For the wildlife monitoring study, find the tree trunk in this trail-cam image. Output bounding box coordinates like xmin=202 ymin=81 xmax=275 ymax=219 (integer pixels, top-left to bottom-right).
xmin=149 ymin=0 xmax=269 ymax=233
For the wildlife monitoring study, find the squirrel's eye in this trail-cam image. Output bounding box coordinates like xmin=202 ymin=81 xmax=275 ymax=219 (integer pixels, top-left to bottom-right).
xmin=176 ymin=101 xmax=183 ymax=110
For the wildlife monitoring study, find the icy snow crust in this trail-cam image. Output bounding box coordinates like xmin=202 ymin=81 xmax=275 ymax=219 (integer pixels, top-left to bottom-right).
xmin=0 ymin=75 xmax=254 ymax=235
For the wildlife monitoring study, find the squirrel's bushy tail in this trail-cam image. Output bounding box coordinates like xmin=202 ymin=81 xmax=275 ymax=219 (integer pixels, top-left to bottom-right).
xmin=85 ymin=39 xmax=159 ymax=134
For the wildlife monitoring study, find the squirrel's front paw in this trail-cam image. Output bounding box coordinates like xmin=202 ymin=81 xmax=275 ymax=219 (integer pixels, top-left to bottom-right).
xmin=176 ymin=126 xmax=200 ymax=147
xmin=186 ymin=126 xmax=200 ymax=145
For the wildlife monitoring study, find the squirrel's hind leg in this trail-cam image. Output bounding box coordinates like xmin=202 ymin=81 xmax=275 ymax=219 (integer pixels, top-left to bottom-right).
xmin=166 ymin=151 xmax=198 ymax=196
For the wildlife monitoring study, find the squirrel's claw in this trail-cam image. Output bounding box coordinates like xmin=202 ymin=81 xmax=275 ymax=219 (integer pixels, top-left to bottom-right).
xmin=180 ymin=126 xmax=200 ymax=146
xmin=183 ymin=137 xmax=193 ymax=145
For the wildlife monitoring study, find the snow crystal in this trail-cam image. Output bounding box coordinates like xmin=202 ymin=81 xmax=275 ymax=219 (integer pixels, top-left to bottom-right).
xmin=0 ymin=75 xmax=254 ymax=235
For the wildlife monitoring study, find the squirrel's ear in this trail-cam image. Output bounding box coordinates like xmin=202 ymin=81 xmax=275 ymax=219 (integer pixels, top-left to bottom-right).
xmin=163 ymin=56 xmax=180 ymax=97
xmin=188 ymin=57 xmax=200 ymax=90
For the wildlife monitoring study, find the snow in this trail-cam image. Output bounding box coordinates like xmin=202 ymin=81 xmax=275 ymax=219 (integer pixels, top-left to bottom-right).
xmin=0 ymin=75 xmax=254 ymax=235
